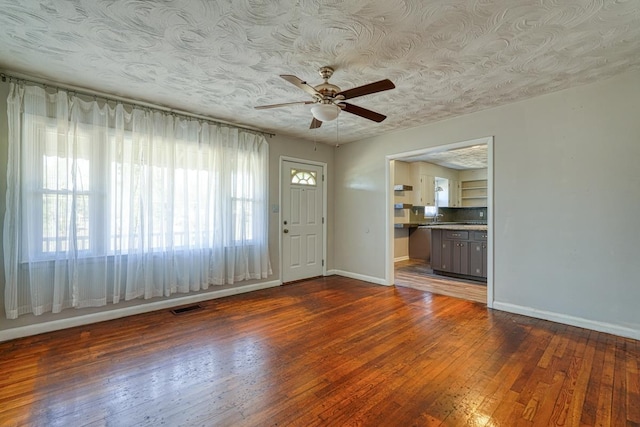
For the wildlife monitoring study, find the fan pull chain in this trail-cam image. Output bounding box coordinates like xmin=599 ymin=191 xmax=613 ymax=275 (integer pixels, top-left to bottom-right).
xmin=313 ymin=127 xmax=317 ymax=151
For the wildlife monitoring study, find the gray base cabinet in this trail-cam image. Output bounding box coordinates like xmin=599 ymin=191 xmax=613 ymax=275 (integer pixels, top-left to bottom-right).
xmin=470 ymin=240 xmax=487 ymax=277
xmin=431 ymin=229 xmax=487 ymax=281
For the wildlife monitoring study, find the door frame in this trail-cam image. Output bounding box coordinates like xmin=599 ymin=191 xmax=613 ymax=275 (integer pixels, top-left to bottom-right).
xmin=279 ymin=156 xmax=328 ymax=283
xmin=384 ymin=136 xmax=495 ymax=308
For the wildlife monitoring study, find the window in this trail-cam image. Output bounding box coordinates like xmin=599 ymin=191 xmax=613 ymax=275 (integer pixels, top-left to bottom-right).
xmin=31 ymin=118 xmax=103 ymax=258
xmin=231 ymin=170 xmax=255 ymax=244
xmin=4 ymin=83 xmax=272 ymax=318
xmin=291 ymin=169 xmax=317 ymax=186
xmin=26 ymin=121 xmax=262 ymax=259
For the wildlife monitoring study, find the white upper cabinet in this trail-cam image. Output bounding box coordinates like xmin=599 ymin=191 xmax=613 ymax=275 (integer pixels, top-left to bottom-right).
xmin=410 ymin=163 xmax=435 ymax=206
xmin=448 ymin=179 xmax=461 ymax=207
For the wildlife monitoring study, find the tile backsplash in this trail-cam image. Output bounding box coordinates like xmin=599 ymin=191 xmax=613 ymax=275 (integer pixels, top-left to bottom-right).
xmin=408 ymin=206 xmax=487 ymax=223
xmin=439 ymin=207 xmax=487 ymax=223
xmin=409 ymin=208 xmax=427 ymax=223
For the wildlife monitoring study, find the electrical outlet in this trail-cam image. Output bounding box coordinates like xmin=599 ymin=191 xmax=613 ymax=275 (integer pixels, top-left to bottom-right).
xmin=479 ymin=211 xmax=484 ymax=218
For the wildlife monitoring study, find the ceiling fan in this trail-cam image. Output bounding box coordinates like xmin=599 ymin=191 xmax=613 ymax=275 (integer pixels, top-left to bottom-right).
xmin=255 ymin=66 xmax=395 ymax=129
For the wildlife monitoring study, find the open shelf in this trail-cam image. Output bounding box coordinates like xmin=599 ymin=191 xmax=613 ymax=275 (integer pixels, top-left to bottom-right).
xmin=461 ymin=179 xmax=487 ymax=207
xmin=394 ymin=184 xmax=413 ymax=191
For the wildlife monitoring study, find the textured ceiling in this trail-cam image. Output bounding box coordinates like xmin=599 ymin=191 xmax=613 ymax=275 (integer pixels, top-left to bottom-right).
xmin=403 ymin=144 xmax=488 ymax=170
xmin=0 ymin=0 xmax=639 ymax=144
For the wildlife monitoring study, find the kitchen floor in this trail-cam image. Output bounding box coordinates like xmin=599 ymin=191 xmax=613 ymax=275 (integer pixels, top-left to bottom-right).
xmin=394 ymin=259 xmax=487 ymax=303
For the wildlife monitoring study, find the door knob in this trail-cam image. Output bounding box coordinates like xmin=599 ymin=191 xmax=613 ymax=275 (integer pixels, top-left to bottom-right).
xmin=283 ymin=229 xmax=289 ymax=233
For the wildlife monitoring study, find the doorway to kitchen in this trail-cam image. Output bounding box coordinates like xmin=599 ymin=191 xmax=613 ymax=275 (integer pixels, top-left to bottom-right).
xmin=385 ymin=136 xmax=494 ymax=306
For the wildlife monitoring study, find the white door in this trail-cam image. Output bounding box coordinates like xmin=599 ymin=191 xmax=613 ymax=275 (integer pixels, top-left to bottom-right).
xmin=282 ymin=160 xmax=324 ymax=283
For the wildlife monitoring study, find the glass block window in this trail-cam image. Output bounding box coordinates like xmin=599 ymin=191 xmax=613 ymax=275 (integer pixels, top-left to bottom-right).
xmin=291 ymin=169 xmax=317 ymax=186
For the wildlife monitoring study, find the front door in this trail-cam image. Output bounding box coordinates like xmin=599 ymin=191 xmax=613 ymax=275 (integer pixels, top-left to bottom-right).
xmin=281 ymin=160 xmax=324 ymax=283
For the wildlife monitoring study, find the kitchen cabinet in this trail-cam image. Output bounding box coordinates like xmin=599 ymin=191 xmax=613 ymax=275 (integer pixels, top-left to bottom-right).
xmin=448 ymin=179 xmax=460 ymax=207
xmin=432 ymin=229 xmax=459 ymax=272
xmin=452 ymin=240 xmax=469 ymax=274
xmin=421 ymin=175 xmax=435 ymax=206
xmin=431 ymin=228 xmax=486 ymax=281
xmin=444 ymin=230 xmax=469 ymax=275
xmin=409 ymin=163 xmax=435 ymax=206
xmin=431 ymin=228 xmax=443 ymax=271
xmin=469 ymin=231 xmax=487 ymax=277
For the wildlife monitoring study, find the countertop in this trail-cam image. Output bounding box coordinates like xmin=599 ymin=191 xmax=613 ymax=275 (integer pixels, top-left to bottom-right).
xmin=394 ymin=222 xmax=487 ymax=231
xmin=422 ymin=223 xmax=487 ymax=231
xmin=394 ymin=223 xmax=427 ymax=229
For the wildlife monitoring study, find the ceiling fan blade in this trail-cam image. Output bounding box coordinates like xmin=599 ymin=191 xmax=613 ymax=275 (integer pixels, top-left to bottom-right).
xmin=280 ymin=75 xmax=322 ymax=99
xmin=255 ymin=100 xmax=314 ymax=110
xmin=335 ymin=79 xmax=395 ymax=100
xmin=341 ymin=103 xmax=387 ymax=122
xmin=310 ymin=117 xmax=322 ymax=129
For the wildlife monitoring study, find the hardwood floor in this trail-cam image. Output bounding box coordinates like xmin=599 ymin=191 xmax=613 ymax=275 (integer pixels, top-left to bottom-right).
xmin=395 ymin=258 xmax=487 ymax=303
xmin=1 ymin=276 xmax=638 ymax=426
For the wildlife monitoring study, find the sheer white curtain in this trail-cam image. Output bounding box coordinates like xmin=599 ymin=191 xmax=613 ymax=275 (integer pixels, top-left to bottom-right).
xmin=4 ymin=82 xmax=271 ymax=319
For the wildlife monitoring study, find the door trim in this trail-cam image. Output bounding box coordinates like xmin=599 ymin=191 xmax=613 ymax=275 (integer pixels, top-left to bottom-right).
xmin=385 ymin=136 xmax=495 ymax=308
xmin=279 ymin=156 xmax=328 ymax=283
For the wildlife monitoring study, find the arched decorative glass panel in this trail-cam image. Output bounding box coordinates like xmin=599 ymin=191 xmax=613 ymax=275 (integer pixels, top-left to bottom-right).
xmin=291 ymin=169 xmax=317 ymax=186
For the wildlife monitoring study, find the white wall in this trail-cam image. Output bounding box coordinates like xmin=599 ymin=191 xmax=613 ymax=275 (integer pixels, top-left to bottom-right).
xmin=0 ymin=79 xmax=335 ymax=339
xmin=393 ymin=229 xmax=409 ymax=261
xmin=334 ymin=69 xmax=640 ymax=339
xmin=459 ymin=168 xmax=487 ymax=181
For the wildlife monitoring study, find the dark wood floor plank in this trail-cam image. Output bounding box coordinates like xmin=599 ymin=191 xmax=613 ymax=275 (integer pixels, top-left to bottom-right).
xmin=594 ymin=333 xmax=616 ymax=426
xmin=0 ymin=276 xmax=638 ymax=426
xmin=612 ymin=336 xmax=628 ymax=426
xmin=626 ymin=338 xmax=640 ymax=425
xmin=547 ymin=326 xmax=587 ymax=426
xmin=564 ymin=329 xmax=599 ymax=426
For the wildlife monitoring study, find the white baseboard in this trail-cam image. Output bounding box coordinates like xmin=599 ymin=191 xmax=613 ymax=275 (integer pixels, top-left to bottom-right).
xmin=0 ymin=280 xmax=281 ymax=343
xmin=394 ymin=256 xmax=410 ymax=262
xmin=326 ymin=269 xmax=390 ymax=286
xmin=492 ymin=301 xmax=640 ymax=341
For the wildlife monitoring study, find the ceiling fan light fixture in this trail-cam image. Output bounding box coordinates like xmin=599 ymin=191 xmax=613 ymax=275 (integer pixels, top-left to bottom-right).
xmin=311 ymin=103 xmax=340 ymax=122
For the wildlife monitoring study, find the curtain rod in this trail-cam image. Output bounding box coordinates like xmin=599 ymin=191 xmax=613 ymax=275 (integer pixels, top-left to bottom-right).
xmin=0 ymin=71 xmax=275 ymax=138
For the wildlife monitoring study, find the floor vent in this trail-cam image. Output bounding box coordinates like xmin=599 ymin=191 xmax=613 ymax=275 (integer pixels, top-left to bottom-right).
xmin=170 ymin=304 xmax=203 ymax=315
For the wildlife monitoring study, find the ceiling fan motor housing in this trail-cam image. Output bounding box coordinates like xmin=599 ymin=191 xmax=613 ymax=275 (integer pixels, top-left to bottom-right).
xmin=314 ymin=82 xmax=341 ymax=98
xmin=315 ymin=66 xmax=340 ymax=98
